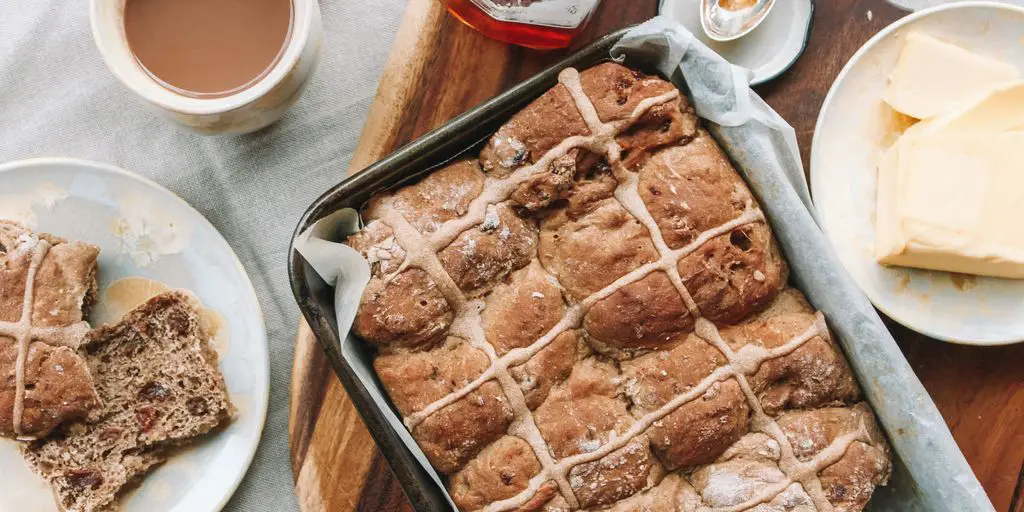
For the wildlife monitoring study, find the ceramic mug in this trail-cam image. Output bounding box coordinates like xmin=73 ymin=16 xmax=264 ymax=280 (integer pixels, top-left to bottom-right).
xmin=89 ymin=0 xmax=322 ymax=135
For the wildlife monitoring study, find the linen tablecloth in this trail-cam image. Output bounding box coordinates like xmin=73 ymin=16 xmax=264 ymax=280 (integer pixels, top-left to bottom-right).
xmin=0 ymin=0 xmax=407 ymax=510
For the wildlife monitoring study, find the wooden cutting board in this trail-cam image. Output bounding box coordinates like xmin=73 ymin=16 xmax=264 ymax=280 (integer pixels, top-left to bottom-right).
xmin=289 ymin=1 xmax=1024 ymax=511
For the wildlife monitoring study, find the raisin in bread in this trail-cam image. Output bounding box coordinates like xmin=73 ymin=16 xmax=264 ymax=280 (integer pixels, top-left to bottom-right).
xmin=21 ymin=291 xmax=232 ymax=511
xmin=0 ymin=221 xmax=100 ymax=440
xmin=347 ymin=62 xmax=891 ymax=511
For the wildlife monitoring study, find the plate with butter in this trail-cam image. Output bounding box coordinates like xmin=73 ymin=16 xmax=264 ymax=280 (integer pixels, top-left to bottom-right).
xmin=811 ymin=1 xmax=1024 ymax=345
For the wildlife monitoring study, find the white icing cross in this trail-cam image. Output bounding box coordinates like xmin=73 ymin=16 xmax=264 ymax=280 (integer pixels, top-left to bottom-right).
xmin=0 ymin=238 xmax=90 ymax=439
xmin=373 ymin=67 xmax=865 ymax=511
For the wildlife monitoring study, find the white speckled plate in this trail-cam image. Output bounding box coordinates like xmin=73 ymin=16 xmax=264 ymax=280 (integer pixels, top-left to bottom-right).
xmin=810 ymin=2 xmax=1024 ymax=345
xmin=659 ymin=0 xmax=813 ymax=85
xmin=0 ymin=158 xmax=269 ymax=511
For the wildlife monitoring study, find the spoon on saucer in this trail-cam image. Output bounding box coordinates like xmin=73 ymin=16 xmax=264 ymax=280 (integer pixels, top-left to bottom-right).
xmin=700 ymin=0 xmax=776 ymax=42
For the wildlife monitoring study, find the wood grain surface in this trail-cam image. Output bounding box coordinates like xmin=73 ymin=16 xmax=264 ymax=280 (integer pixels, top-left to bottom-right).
xmin=289 ymin=1 xmax=1024 ymax=511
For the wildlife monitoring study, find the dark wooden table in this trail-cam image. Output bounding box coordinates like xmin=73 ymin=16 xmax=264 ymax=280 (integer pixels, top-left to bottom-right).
xmin=289 ymin=1 xmax=1024 ymax=510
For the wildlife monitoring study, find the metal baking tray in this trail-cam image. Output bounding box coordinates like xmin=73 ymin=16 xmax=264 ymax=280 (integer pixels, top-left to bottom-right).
xmin=288 ymin=29 xmax=633 ymax=511
xmin=288 ymin=24 xmax=980 ymax=512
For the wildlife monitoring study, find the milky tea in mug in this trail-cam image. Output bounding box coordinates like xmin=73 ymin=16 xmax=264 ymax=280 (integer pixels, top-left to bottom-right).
xmin=124 ymin=0 xmax=293 ymax=98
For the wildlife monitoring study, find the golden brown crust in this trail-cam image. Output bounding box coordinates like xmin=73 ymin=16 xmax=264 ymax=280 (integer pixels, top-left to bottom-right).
xmin=532 ymin=358 xmax=663 ymax=509
xmin=480 ymin=63 xmax=698 ymax=177
xmin=374 ymin=337 xmax=490 ymax=416
xmin=412 ymin=379 xmax=513 ymax=475
xmin=818 ymin=442 xmax=891 ymax=512
xmin=482 ymin=261 xmax=566 ymax=356
xmin=584 ymin=271 xmax=692 ymax=357
xmin=352 ymin=267 xmax=453 ymax=349
xmin=480 ymin=82 xmax=592 ymax=179
xmin=348 ymin=63 xmax=890 ymax=511
xmin=623 ymin=335 xmax=750 ymax=471
xmin=605 ymin=472 xmax=703 ymax=511
xmin=376 ymin=337 xmax=512 ymax=474
xmin=0 ymin=221 xmax=99 ymax=440
xmin=369 ymin=159 xmax=486 ymax=235
xmin=638 ymin=130 xmax=751 ymax=250
xmin=778 ymin=405 xmax=891 ymax=512
xmin=533 ymin=358 xmax=630 ymax=460
xmin=509 ymin=152 xmax=577 ymax=212
xmin=348 ymin=220 xmax=454 ymax=350
xmin=450 ymin=436 xmax=546 ymax=511
xmin=568 ymin=436 xmax=662 ymax=509
xmin=722 ymin=290 xmax=860 ymax=415
xmin=539 ymin=197 xmax=658 ymax=301
xmin=677 ymin=221 xmax=788 ymax=324
xmin=437 ymin=203 xmax=537 ymax=296
xmin=578 ymin=63 xmax=697 ymax=170
xmin=508 ymin=330 xmax=578 ymax=411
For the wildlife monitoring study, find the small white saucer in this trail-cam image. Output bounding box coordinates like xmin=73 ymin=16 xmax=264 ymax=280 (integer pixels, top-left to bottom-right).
xmin=659 ymin=0 xmax=814 ymax=85
xmin=0 ymin=158 xmax=270 ymax=511
xmin=810 ymin=2 xmax=1024 ymax=345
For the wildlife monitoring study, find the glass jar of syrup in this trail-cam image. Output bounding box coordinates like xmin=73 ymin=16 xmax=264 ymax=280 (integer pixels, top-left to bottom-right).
xmin=442 ymin=0 xmax=603 ymax=49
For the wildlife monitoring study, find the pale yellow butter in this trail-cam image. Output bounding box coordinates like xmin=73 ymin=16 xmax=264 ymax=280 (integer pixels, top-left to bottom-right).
xmin=883 ymin=32 xmax=1019 ymax=119
xmin=877 ymin=80 xmax=1024 ymax=278
xmin=877 ymin=133 xmax=1024 ymax=278
xmin=915 ymin=81 xmax=1024 ymax=134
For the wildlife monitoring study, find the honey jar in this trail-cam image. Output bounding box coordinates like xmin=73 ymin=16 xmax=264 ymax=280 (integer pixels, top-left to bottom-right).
xmin=442 ymin=0 xmax=603 ymax=49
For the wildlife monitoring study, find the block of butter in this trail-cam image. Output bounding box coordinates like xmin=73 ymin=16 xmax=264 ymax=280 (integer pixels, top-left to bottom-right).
xmin=876 ymin=82 xmax=1024 ymax=279
xmin=883 ymin=32 xmax=1020 ymax=119
xmin=877 ymin=132 xmax=1024 ymax=278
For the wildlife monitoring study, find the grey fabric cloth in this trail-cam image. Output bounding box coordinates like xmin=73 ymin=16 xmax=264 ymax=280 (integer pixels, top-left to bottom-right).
xmin=0 ymin=0 xmax=407 ymax=510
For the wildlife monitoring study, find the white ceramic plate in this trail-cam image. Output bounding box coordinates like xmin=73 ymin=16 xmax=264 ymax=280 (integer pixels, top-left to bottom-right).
xmin=810 ymin=2 xmax=1024 ymax=345
xmin=659 ymin=0 xmax=813 ymax=85
xmin=0 ymin=158 xmax=269 ymax=511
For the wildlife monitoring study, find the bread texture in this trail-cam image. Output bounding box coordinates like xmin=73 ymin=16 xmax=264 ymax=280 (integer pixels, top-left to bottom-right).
xmin=0 ymin=221 xmax=100 ymax=440
xmin=346 ymin=63 xmax=892 ymax=511
xmin=21 ymin=291 xmax=232 ymax=512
